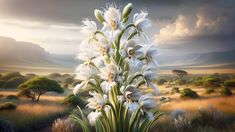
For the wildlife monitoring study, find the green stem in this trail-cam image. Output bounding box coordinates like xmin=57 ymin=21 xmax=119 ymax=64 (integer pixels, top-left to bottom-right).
xmin=128 ymin=31 xmax=138 ymax=40
xmin=94 ymin=30 xmax=108 ymax=38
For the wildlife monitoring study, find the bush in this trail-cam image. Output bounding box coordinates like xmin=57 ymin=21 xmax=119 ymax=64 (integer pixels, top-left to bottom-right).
xmin=220 ymin=87 xmax=232 ymax=96
xmin=206 ymin=88 xmax=215 ymax=94
xmin=52 ymin=117 xmax=80 ymax=132
xmin=4 ymin=77 xmax=25 ymax=88
xmin=0 ymin=102 xmax=17 ymax=110
xmin=175 ymin=79 xmax=187 ymax=85
xmin=63 ymin=94 xmax=85 ymax=107
xmin=203 ymin=76 xmax=221 ymax=87
xmin=157 ymin=78 xmax=167 ymax=85
xmin=180 ymin=88 xmax=199 ymax=98
xmin=6 ymin=95 xmax=18 ymax=100
xmin=189 ymin=77 xmax=203 ymax=86
xmin=224 ymin=79 xmax=235 ymax=87
xmin=0 ymin=118 xmax=14 ymax=132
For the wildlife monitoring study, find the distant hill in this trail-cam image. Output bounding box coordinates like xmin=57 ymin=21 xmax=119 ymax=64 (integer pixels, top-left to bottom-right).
xmin=0 ymin=36 xmax=78 ymax=70
xmin=0 ymin=36 xmax=235 ymax=73
xmin=159 ymin=49 xmax=235 ymax=70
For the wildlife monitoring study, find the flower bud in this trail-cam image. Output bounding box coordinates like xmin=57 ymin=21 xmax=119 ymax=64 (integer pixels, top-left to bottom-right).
xmin=94 ymin=9 xmax=105 ymax=23
xmin=122 ymin=16 xmax=129 ymax=23
xmin=122 ymin=3 xmax=133 ymax=19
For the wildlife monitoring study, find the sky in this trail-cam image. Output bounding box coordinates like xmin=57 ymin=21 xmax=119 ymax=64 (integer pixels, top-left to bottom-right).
xmin=0 ymin=0 xmax=234 ymax=55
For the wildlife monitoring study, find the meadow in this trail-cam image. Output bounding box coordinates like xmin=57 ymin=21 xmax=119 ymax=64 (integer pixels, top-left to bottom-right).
xmin=0 ymin=71 xmax=235 ymax=132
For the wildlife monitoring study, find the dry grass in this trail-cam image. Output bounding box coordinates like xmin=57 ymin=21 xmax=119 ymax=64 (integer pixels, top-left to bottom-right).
xmin=0 ymin=89 xmax=70 ymax=131
xmin=160 ymin=96 xmax=235 ymax=114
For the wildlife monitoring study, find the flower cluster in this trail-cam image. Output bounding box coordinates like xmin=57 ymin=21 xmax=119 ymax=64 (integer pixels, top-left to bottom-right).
xmin=72 ymin=3 xmax=161 ymax=131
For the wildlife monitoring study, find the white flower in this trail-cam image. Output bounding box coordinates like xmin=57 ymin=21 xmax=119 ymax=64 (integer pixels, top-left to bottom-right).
xmin=141 ymin=44 xmax=158 ymax=66
xmin=122 ymin=39 xmax=142 ymax=59
xmin=141 ymin=64 xmax=159 ymax=95
xmin=87 ymin=111 xmax=101 ymax=125
xmin=73 ymin=82 xmax=86 ymax=95
xmin=99 ymin=62 xmax=121 ymax=81
xmin=139 ymin=94 xmax=155 ymax=110
xmin=92 ymin=56 xmax=105 ymax=68
xmin=148 ymin=82 xmax=160 ymax=95
xmin=124 ymin=101 xmax=139 ymax=112
xmin=126 ymin=58 xmax=143 ymax=75
xmin=81 ymin=19 xmax=97 ymax=37
xmin=142 ymin=64 xmax=158 ymax=81
xmin=75 ymin=64 xmax=98 ymax=81
xmin=96 ymin=37 xmax=113 ymax=56
xmin=133 ymin=11 xmax=151 ymax=31
xmin=76 ymin=39 xmax=100 ymax=61
xmin=100 ymin=81 xmax=117 ymax=94
xmin=87 ymin=91 xmax=107 ymax=110
xmin=104 ymin=29 xmax=121 ymax=42
xmin=120 ymin=85 xmax=142 ymax=102
xmin=103 ymin=4 xmax=122 ymax=31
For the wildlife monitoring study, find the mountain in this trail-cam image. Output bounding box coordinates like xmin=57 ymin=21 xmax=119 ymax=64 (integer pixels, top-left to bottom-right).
xmin=0 ymin=36 xmax=78 ymax=71
xmin=0 ymin=36 xmax=234 ymax=73
xmin=159 ymin=49 xmax=235 ymax=70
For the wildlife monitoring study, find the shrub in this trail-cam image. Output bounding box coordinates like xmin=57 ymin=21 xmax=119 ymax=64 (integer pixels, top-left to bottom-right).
xmin=205 ymin=88 xmax=215 ymax=94
xmin=180 ymin=88 xmax=199 ymax=98
xmin=4 ymin=77 xmax=25 ymax=88
xmin=203 ymin=76 xmax=221 ymax=87
xmin=0 ymin=80 xmax=6 ymax=88
xmin=189 ymin=78 xmax=203 ymax=86
xmin=0 ymin=102 xmax=17 ymax=110
xmin=63 ymin=94 xmax=85 ymax=107
xmin=18 ymin=77 xmax=64 ymax=101
xmin=6 ymin=95 xmax=18 ymax=100
xmin=224 ymin=79 xmax=235 ymax=87
xmin=220 ymin=87 xmax=232 ymax=96
xmin=175 ymin=79 xmax=187 ymax=85
xmin=1 ymin=72 xmax=23 ymax=81
xmin=172 ymin=87 xmax=180 ymax=93
xmin=52 ymin=117 xmax=80 ymax=132
xmin=0 ymin=118 xmax=14 ymax=132
xmin=157 ymin=78 xmax=167 ymax=85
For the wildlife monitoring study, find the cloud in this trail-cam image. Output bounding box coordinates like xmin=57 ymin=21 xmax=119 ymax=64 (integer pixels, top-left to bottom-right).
xmin=0 ymin=18 xmax=85 ymax=54
xmin=154 ymin=6 xmax=235 ymax=47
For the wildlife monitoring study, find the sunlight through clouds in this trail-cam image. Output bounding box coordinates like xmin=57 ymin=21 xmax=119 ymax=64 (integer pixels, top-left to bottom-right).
xmin=0 ymin=18 xmax=83 ymax=54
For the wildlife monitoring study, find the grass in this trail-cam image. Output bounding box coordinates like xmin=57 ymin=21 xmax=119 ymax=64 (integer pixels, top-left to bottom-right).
xmin=0 ymin=89 xmax=71 ymax=131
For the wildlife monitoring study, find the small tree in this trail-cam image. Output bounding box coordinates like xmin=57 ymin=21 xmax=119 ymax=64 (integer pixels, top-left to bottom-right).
xmin=18 ymin=77 xmax=64 ymax=101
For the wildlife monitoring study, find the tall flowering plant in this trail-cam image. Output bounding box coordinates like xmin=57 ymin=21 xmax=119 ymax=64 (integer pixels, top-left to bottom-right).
xmin=72 ymin=3 xmax=162 ymax=132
